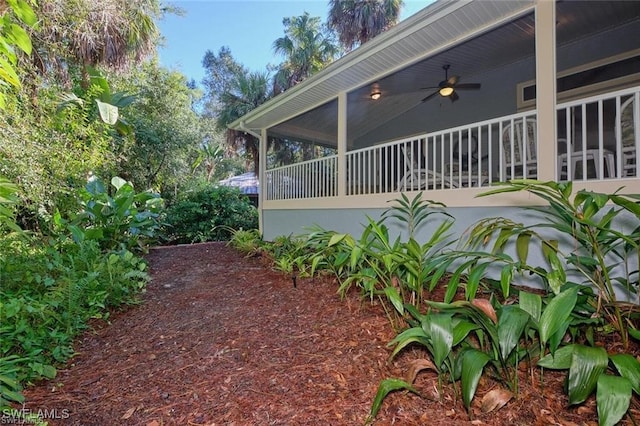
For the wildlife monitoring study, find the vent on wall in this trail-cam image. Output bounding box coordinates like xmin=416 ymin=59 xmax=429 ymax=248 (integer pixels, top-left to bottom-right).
xmin=517 ymin=49 xmax=640 ymax=110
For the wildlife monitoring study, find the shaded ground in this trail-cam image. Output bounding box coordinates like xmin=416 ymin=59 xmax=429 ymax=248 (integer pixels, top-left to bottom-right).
xmin=23 ymin=242 xmax=639 ymax=425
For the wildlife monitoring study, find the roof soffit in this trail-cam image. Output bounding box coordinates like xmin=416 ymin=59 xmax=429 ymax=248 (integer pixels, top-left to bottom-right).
xmin=230 ymin=0 xmax=536 ymax=133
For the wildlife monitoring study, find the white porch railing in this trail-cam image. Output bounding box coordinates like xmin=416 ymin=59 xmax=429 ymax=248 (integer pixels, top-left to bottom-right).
xmin=265 ymin=155 xmax=337 ymax=200
xmin=556 ymin=86 xmax=639 ymax=180
xmin=264 ymin=86 xmax=639 ymax=200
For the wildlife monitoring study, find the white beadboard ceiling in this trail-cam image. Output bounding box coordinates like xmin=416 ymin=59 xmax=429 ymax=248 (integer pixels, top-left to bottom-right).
xmin=231 ymin=0 xmax=640 ymax=147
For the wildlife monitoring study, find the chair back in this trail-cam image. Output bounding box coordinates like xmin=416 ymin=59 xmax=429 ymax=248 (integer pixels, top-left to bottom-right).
xmin=619 ymin=96 xmax=636 ymax=147
xmin=502 ymin=117 xmax=537 ymax=178
xmin=618 ymin=96 xmax=637 ymax=177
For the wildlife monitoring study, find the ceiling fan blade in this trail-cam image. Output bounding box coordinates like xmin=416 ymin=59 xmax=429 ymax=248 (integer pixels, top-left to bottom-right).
xmin=450 ymin=91 xmax=459 ymax=102
xmin=455 ymin=83 xmax=481 ymax=90
xmin=421 ymin=90 xmax=439 ymax=103
xmin=447 ymin=75 xmax=460 ymax=86
xmin=419 ymin=86 xmax=439 ymax=90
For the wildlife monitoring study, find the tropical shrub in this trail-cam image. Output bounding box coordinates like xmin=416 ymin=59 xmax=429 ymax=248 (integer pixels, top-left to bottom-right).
xmin=0 ymin=176 xmax=157 ymax=410
xmin=300 ymin=193 xmax=454 ymax=329
xmin=162 ymin=185 xmax=258 ymax=244
xmin=69 ymin=176 xmax=164 ymax=252
xmin=462 ymin=181 xmax=640 ymax=347
xmin=367 ymin=181 xmax=640 ymax=424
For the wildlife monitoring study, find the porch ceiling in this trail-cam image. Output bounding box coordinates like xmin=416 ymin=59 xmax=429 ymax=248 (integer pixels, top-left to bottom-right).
xmin=231 ymin=0 xmax=640 ymax=147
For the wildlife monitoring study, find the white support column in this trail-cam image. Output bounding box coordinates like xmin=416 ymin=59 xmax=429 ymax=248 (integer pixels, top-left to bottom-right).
xmin=337 ymin=91 xmax=347 ymax=196
xmin=258 ymin=128 xmax=267 ymax=235
xmin=535 ymin=0 xmax=557 ymax=181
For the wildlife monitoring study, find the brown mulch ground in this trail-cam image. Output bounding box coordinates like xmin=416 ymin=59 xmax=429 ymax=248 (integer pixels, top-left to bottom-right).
xmin=22 ymin=242 xmax=639 ymax=425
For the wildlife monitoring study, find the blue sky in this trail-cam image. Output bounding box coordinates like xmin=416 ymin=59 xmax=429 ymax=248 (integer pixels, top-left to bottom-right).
xmin=157 ymin=1 xmax=430 ymax=85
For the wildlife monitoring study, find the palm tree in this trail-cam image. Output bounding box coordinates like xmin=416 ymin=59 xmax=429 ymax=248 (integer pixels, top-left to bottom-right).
xmin=31 ymin=0 xmax=162 ymax=86
xmin=216 ymin=71 xmax=271 ymax=174
xmin=327 ymin=0 xmax=403 ymax=52
xmin=272 ymin=12 xmax=338 ymax=94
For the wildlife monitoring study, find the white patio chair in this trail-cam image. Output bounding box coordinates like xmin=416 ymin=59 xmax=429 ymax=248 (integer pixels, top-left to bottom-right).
xmin=618 ymin=96 xmax=637 ymax=177
xmin=396 ymin=144 xmax=456 ymax=191
xmin=501 ymin=118 xmax=537 ymax=180
xmin=444 ymin=134 xmax=490 ymax=187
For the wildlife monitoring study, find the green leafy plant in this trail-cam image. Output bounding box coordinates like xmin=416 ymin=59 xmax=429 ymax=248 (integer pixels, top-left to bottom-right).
xmin=0 ymin=177 xmax=20 ymax=233
xmin=228 ymin=228 xmax=264 ymax=256
xmin=469 ymin=180 xmax=639 ymax=348
xmin=163 ymin=185 xmax=257 ymax=244
xmin=538 ymin=344 xmax=640 ymax=426
xmin=299 ymin=193 xmax=454 ymax=328
xmin=0 ymin=0 xmax=37 ymax=109
xmin=57 ymin=66 xmax=136 ymax=134
xmin=71 ymin=176 xmax=164 ymax=251
xmin=370 ymin=297 xmax=533 ymax=420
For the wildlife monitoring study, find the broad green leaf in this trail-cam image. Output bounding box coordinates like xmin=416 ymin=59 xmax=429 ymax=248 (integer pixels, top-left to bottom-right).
xmin=427 ymin=314 xmax=453 ymax=369
xmin=349 ymin=244 xmax=362 ymax=269
xmin=610 ymin=354 xmax=640 ymax=395
xmin=388 ymin=327 xmax=429 ymax=360
xmin=568 ymin=345 xmax=608 ymax=405
xmin=460 ymin=348 xmax=491 ymax=410
xmin=539 ymin=286 xmax=579 ymax=347
xmin=610 ymin=194 xmax=640 ymax=216
xmin=500 ymin=264 xmax=512 ymax=299
xmin=545 ymin=250 xmax=566 ymax=295
xmin=95 ymin=99 xmax=119 ymax=125
xmin=628 ymin=327 xmax=640 ymax=341
xmin=498 ymin=305 xmax=530 ymax=361
xmin=0 ymin=387 xmax=24 ymax=403
xmin=596 ymin=374 xmax=632 ymax=426
xmin=111 ymin=176 xmax=128 ymax=191
xmin=465 ymin=261 xmax=491 ymax=301
xmin=69 ymin=225 xmax=85 ymax=243
xmin=453 ymin=319 xmax=480 ymax=346
xmin=519 ymin=290 xmax=541 ymax=323
xmin=7 ymin=0 xmax=38 ymax=26
xmin=368 ymin=378 xmax=419 ymax=422
xmin=383 ymin=286 xmax=403 ymax=316
xmin=515 ymin=232 xmax=531 ymax=264
xmin=537 ymin=344 xmax=575 ymax=369
xmin=548 ymin=318 xmax=572 ymax=355
xmin=7 ymin=23 xmax=31 ymax=54
xmin=327 ymin=233 xmax=346 ymax=247
xmin=0 ymin=56 xmax=21 ymax=88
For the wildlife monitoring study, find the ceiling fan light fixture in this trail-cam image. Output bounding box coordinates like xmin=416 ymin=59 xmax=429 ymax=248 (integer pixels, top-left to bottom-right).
xmin=439 ymin=86 xmax=454 ymax=97
xmin=370 ymin=91 xmax=381 ymax=100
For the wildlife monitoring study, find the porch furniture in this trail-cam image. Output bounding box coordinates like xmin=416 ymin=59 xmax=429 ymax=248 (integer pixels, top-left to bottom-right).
xmin=444 ymin=135 xmax=490 ymax=187
xmin=396 ymin=145 xmax=456 ymax=191
xmin=502 ymin=118 xmax=537 ymax=179
xmin=557 ymin=149 xmax=616 ymax=180
xmin=618 ymin=96 xmax=637 ymax=177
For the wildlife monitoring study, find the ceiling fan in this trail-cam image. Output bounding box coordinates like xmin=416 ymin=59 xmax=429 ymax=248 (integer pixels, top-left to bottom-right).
xmin=421 ymin=65 xmax=481 ymax=103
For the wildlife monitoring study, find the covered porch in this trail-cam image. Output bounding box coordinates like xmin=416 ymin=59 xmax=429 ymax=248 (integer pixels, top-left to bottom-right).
xmin=230 ymin=0 xmax=640 ymax=238
xmin=266 ymin=85 xmax=639 ymax=200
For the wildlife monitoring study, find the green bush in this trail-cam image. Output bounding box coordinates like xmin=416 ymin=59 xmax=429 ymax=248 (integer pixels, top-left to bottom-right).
xmin=0 ymin=175 xmax=157 ymax=408
xmin=162 ymin=185 xmax=258 ymax=244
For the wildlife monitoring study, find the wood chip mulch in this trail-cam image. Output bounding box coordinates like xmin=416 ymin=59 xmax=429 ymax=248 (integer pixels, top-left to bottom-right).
xmin=21 ymin=242 xmax=639 ymax=425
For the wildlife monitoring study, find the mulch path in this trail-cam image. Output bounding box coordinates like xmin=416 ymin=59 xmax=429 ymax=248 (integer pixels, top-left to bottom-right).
xmin=22 ymin=242 xmax=639 ymax=425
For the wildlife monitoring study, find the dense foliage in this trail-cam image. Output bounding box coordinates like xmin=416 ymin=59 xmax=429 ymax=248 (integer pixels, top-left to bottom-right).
xmin=162 ymin=185 xmax=258 ymax=244
xmin=0 ymin=177 xmax=162 ymax=412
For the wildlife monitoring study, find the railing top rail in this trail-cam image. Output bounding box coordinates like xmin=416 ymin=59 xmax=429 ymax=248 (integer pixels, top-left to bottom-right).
xmin=347 ymin=110 xmax=539 ymax=155
xmin=348 ymin=134 xmax=429 ymax=153
xmin=266 ymin=154 xmax=338 ymax=172
xmin=557 ymin=84 xmax=640 ymax=109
